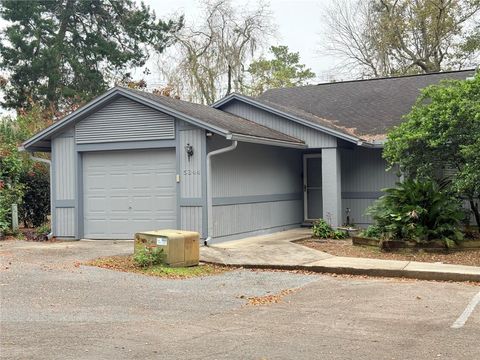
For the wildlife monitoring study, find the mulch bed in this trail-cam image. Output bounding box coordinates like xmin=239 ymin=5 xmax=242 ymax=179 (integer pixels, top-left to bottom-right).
xmin=299 ymin=239 xmax=480 ymax=267
xmin=84 ymin=255 xmax=230 ymax=279
xmin=1 ymin=228 xmax=52 ymax=242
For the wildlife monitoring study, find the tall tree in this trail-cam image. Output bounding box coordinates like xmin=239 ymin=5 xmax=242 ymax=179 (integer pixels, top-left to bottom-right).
xmin=323 ymin=0 xmax=480 ymax=78
xmin=244 ymin=45 xmax=315 ymax=95
xmin=383 ymin=73 xmax=480 ymax=227
xmin=156 ymin=0 xmax=274 ymax=104
xmin=0 ymin=0 xmax=182 ymax=113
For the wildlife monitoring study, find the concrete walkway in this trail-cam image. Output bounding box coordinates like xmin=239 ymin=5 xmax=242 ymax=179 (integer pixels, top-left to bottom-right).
xmin=201 ymin=228 xmax=480 ymax=282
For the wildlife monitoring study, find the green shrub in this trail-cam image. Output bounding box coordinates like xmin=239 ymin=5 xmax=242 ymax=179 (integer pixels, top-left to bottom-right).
xmin=20 ymin=164 xmax=50 ymax=227
xmin=36 ymin=223 xmax=51 ymax=236
xmin=360 ymin=225 xmax=382 ymax=239
xmin=133 ymin=246 xmax=166 ymax=268
xmin=312 ymin=219 xmax=348 ymax=239
xmin=367 ymin=180 xmax=464 ymax=243
xmin=331 ymin=229 xmax=348 ymax=239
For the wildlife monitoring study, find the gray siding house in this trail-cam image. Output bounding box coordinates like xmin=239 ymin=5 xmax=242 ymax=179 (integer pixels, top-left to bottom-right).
xmin=21 ymin=70 xmax=475 ymax=243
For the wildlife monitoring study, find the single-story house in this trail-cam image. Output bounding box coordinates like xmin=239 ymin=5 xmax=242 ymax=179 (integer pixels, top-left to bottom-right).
xmin=21 ymin=69 xmax=475 ymax=243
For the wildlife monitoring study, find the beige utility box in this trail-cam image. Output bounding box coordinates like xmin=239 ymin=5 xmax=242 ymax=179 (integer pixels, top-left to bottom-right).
xmin=134 ymin=229 xmax=200 ymax=267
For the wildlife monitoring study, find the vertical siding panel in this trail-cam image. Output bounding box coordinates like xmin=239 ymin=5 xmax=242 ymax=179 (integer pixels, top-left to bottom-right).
xmin=209 ymin=137 xmax=302 ymax=198
xmin=212 ymin=200 xmax=302 ymax=238
xmin=53 ymin=136 xmax=75 ymax=200
xmin=207 ymin=138 xmax=303 ymax=239
xmin=179 ymin=128 xmax=203 ymax=198
xmin=55 ymin=208 xmax=75 ymax=237
xmin=180 ymin=207 xmax=202 ymax=234
xmin=52 ymin=135 xmax=76 ymax=237
xmin=340 ymin=147 xmax=398 ymax=225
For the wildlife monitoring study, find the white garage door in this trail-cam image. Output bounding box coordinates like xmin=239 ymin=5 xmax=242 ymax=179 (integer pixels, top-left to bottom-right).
xmin=83 ymin=149 xmax=176 ymax=239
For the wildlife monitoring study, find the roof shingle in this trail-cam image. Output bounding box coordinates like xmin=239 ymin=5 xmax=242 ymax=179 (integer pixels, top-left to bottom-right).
xmin=259 ymin=69 xmax=476 ymax=139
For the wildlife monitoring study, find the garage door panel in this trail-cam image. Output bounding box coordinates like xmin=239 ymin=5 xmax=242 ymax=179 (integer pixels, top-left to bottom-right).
xmin=83 ymin=149 xmax=177 ymax=239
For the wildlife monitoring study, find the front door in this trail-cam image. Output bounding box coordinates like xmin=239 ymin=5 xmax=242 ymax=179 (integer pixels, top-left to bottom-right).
xmin=303 ymin=154 xmax=323 ymax=221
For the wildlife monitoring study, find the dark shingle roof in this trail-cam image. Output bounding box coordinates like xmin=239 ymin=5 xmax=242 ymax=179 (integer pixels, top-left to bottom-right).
xmin=259 ymin=69 xmax=476 ymax=139
xmin=126 ymin=88 xmax=304 ymax=145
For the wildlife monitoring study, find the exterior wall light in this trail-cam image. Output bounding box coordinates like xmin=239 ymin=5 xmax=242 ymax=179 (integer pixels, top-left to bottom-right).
xmin=185 ymin=143 xmax=194 ymax=161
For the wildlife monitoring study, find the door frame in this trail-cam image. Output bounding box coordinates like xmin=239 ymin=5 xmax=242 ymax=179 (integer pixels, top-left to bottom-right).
xmin=303 ymin=153 xmax=322 ymax=221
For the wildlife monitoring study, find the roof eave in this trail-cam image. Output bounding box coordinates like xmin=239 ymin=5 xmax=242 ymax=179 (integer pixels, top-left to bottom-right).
xmin=213 ymin=93 xmax=363 ymax=145
xmin=21 ymin=87 xmax=232 ymax=151
xmin=226 ymin=133 xmax=307 ymax=149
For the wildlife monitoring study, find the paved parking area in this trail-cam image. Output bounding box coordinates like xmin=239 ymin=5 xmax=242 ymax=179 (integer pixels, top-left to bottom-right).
xmin=1 ymin=240 xmax=479 ymax=359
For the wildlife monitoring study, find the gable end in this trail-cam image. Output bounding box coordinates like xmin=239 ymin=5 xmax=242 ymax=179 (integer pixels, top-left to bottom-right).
xmin=75 ymin=96 xmax=175 ymax=144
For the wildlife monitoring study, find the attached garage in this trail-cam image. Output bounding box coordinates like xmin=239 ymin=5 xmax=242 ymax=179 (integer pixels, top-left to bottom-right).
xmin=21 ymin=86 xmax=306 ymax=242
xmin=83 ymin=149 xmax=176 ymax=239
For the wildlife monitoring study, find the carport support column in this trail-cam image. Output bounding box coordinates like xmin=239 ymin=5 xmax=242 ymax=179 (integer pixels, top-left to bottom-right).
xmin=322 ymin=148 xmax=342 ymax=228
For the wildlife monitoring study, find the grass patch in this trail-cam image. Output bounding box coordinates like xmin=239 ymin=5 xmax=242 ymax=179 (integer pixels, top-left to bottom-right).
xmin=84 ymin=255 xmax=229 ymax=279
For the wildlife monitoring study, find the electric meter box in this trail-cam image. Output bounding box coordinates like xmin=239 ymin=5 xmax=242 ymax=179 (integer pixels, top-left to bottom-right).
xmin=134 ymin=229 xmax=200 ymax=267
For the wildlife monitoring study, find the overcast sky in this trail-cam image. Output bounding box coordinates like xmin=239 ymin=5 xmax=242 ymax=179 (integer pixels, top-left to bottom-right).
xmin=140 ymin=0 xmax=342 ymax=85
xmin=0 ymin=0 xmax=341 ymax=115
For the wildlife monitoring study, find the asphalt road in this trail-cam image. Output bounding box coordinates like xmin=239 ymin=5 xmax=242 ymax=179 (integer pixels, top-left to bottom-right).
xmin=1 ymin=240 xmax=479 ymax=360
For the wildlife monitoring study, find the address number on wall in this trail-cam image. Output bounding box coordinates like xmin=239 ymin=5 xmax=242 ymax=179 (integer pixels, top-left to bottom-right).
xmin=183 ymin=169 xmax=201 ymax=176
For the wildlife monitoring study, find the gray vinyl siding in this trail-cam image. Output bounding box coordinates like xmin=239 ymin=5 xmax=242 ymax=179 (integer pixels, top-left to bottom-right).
xmin=179 ymin=127 xmax=203 ymax=198
xmin=75 ymin=97 xmax=175 ymax=144
xmin=341 ymin=147 xmax=398 ymax=226
xmin=213 ymin=200 xmax=302 ymax=239
xmin=180 ymin=206 xmax=203 ymax=235
xmin=177 ymin=121 xmax=206 ymax=236
xmin=220 ymin=100 xmax=336 ymax=148
xmin=55 ymin=207 xmax=75 ymax=237
xmin=52 ymin=134 xmax=76 ymax=238
xmin=208 ymin=136 xmax=303 ymax=240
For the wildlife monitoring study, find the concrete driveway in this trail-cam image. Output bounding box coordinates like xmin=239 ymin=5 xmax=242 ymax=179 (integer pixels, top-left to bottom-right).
xmin=1 ymin=240 xmax=479 ymax=360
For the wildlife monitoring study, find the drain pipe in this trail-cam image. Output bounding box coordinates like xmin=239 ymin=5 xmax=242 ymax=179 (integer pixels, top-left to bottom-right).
xmin=204 ymin=140 xmax=238 ymax=245
xmin=29 ymin=154 xmax=54 ymax=240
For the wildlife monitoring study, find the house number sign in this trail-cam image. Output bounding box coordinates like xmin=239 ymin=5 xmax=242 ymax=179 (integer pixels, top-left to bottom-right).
xmin=183 ymin=169 xmax=200 ymax=176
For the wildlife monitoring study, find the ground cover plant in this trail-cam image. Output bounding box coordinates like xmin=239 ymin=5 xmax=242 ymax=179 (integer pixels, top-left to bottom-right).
xmin=85 ymin=255 xmax=228 ymax=279
xmin=312 ymin=219 xmax=348 ymax=239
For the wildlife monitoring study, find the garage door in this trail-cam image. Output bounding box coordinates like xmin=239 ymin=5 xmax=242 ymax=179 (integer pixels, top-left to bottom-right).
xmin=83 ymin=149 xmax=176 ymax=239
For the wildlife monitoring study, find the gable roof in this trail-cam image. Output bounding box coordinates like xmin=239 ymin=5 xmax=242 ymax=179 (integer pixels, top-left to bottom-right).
xmin=22 ymin=87 xmax=306 ymax=151
xmin=213 ymin=93 xmax=364 ymax=144
xmin=258 ymin=69 xmax=476 ymax=140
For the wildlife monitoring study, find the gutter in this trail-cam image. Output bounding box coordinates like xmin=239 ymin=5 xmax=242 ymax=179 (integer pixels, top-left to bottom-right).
xmin=227 ymin=133 xmax=306 ymax=149
xmin=204 ymin=140 xmax=238 ymax=245
xmin=26 ymin=151 xmax=54 ymax=240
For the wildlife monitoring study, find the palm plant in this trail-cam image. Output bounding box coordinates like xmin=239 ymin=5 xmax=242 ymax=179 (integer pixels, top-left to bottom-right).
xmin=367 ymin=180 xmax=464 ymax=243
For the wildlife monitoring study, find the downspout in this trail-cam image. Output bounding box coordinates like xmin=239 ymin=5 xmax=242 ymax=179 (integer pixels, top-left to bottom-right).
xmin=29 ymin=154 xmax=53 ymax=240
xmin=204 ymin=140 xmax=238 ymax=245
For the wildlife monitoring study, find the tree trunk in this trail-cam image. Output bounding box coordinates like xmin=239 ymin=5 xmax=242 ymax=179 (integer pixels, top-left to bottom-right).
xmin=469 ymin=199 xmax=480 ymax=228
xmin=225 ymin=64 xmax=232 ymax=96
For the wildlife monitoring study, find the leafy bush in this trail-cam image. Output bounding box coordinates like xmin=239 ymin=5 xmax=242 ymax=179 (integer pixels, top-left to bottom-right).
xmin=367 ymin=180 xmax=464 ymax=243
xmin=36 ymin=223 xmax=51 ymax=236
xmin=360 ymin=225 xmax=382 ymax=239
xmin=312 ymin=219 xmax=332 ymax=238
xmin=312 ymin=219 xmax=348 ymax=239
xmin=331 ymin=229 xmax=348 ymax=239
xmin=0 ymin=143 xmax=25 ymax=234
xmin=20 ymin=164 xmax=50 ymax=227
xmin=133 ymin=246 xmax=166 ymax=268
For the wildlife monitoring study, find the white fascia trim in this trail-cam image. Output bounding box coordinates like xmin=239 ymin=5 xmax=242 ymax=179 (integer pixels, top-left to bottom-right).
xmin=227 ymin=133 xmax=307 ymax=149
xmin=213 ymin=93 xmax=367 ymax=145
